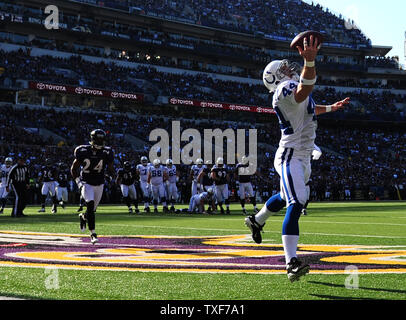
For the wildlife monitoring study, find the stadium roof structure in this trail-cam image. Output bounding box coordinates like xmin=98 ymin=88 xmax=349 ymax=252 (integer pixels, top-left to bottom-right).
xmin=366 ymin=45 xmax=393 ymax=57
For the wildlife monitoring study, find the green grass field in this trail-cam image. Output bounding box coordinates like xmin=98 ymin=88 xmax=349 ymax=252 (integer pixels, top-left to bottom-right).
xmin=0 ymin=202 xmax=405 ymax=300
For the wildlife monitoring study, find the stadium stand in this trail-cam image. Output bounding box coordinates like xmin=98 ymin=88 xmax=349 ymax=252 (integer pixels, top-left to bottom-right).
xmin=0 ymin=0 xmax=405 ymax=205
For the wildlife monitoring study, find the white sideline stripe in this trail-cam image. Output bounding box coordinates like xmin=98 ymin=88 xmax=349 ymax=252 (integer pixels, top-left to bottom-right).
xmin=85 ymin=223 xmax=406 ymax=239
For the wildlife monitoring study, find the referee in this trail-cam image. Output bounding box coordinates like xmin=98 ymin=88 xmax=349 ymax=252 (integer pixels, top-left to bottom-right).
xmin=6 ymin=155 xmax=30 ymax=217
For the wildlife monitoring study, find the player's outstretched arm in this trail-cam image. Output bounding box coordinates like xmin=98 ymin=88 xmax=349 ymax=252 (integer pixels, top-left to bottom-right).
xmin=315 ymin=97 xmax=351 ymax=115
xmin=295 ymin=35 xmax=321 ymax=104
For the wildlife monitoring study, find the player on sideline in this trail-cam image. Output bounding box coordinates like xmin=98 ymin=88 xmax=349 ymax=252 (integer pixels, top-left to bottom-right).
xmin=211 ymin=157 xmax=230 ymax=215
xmin=56 ymin=163 xmax=69 ymax=209
xmin=116 ymin=161 xmax=139 ymax=214
xmin=0 ymin=157 xmax=13 ymax=213
xmin=190 ymin=158 xmax=204 ymax=197
xmin=235 ymin=156 xmax=259 ymax=215
xmin=136 ymin=156 xmax=151 ymax=213
xmin=38 ymin=158 xmax=59 ymax=214
xmin=165 ymin=159 xmax=178 ymax=212
xmin=147 ymin=159 xmax=168 ymax=213
xmin=245 ymin=35 xmax=350 ymax=282
xmin=71 ymin=129 xmax=115 ymax=244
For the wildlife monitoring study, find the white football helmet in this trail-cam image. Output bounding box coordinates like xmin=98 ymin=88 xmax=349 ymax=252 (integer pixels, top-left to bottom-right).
xmin=166 ymin=159 xmax=173 ymax=166
xmin=216 ymin=157 xmax=224 ymax=167
xmin=5 ymin=157 xmax=12 ymax=167
xmin=263 ymin=59 xmax=301 ymax=93
xmin=153 ymin=159 xmax=161 ymax=167
xmin=196 ymin=158 xmax=203 ymax=166
xmin=207 ymin=187 xmax=214 ymax=195
xmin=141 ymin=156 xmax=148 ymax=165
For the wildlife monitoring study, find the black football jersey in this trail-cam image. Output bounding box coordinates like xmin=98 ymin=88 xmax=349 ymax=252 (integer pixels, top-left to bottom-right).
xmin=236 ymin=163 xmax=251 ymax=183
xmin=74 ymin=145 xmax=114 ymax=186
xmin=211 ymin=166 xmax=228 ymax=185
xmin=40 ymin=166 xmax=57 ymax=182
xmin=57 ymin=171 xmax=69 ymax=188
xmin=202 ymin=167 xmax=213 ymax=186
xmin=117 ymin=168 xmax=137 ymax=186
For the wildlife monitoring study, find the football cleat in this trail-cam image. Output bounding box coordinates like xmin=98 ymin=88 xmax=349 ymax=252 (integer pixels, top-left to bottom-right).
xmin=144 ymin=207 xmax=150 ymax=213
xmin=79 ymin=213 xmax=87 ymax=232
xmin=134 ymin=208 xmax=140 ymax=214
xmin=0 ymin=208 xmax=3 ymax=214
xmin=244 ymin=215 xmax=265 ymax=244
xmin=154 ymin=208 xmax=159 ymax=214
xmin=51 ymin=205 xmax=57 ymax=214
xmin=170 ymin=206 xmax=175 ymax=212
xmin=128 ymin=207 xmax=133 ymax=214
xmin=77 ymin=206 xmax=84 ymax=213
xmin=59 ymin=201 xmax=65 ymax=209
xmin=163 ymin=206 xmax=169 ymax=213
xmin=90 ymin=233 xmax=98 ymax=245
xmin=302 ymin=209 xmax=308 ymax=216
xmin=38 ymin=208 xmax=45 ymax=213
xmin=226 ymin=208 xmax=231 ymax=215
xmin=242 ymin=208 xmax=248 ymax=215
xmin=286 ymin=257 xmax=310 ymax=282
xmin=220 ymin=207 xmax=225 ymax=215
xmin=254 ymin=207 xmax=260 ymax=213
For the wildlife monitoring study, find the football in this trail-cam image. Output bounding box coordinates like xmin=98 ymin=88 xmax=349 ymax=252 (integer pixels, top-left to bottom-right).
xmin=290 ymin=30 xmax=324 ymax=50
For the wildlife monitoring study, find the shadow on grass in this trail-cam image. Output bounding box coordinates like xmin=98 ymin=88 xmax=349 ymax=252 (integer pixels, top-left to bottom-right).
xmin=0 ymin=292 xmax=53 ymax=300
xmin=309 ymin=281 xmax=406 ymax=295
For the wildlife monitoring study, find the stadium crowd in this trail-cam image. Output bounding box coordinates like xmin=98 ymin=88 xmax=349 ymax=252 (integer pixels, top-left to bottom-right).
xmin=67 ymin=0 xmax=371 ymax=47
xmin=1 ymin=49 xmax=405 ymax=120
xmin=1 ymin=103 xmax=405 ymax=207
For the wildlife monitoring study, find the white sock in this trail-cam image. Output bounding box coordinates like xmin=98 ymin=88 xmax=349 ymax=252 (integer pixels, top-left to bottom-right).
xmin=90 ymin=230 xmax=96 ymax=235
xmin=255 ymin=205 xmax=273 ymax=225
xmin=282 ymin=235 xmax=299 ymax=265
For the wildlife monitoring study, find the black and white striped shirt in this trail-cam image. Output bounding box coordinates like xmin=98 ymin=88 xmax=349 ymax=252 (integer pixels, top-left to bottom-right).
xmin=7 ymin=164 xmax=30 ymax=186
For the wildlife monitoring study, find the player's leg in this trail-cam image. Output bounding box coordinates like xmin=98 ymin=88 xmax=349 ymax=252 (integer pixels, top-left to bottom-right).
xmin=50 ymin=182 xmax=58 ymax=213
xmin=86 ymin=184 xmax=103 ymax=244
xmin=223 ymin=184 xmax=230 ymax=214
xmin=170 ymin=184 xmax=177 ymax=211
xmin=239 ymin=183 xmax=247 ymax=214
xmin=281 ymin=153 xmax=310 ymax=281
xmin=151 ymin=185 xmax=159 ymax=213
xmin=141 ymin=182 xmax=150 ymax=212
xmin=159 ymin=184 xmax=168 ymax=212
xmin=215 ymin=185 xmax=225 ymax=214
xmin=39 ymin=183 xmax=48 ymax=212
xmin=0 ymin=187 xmax=8 ymax=213
xmin=191 ymin=181 xmax=197 ymax=197
xmin=77 ymin=193 xmax=85 ymax=212
xmin=120 ymin=184 xmax=132 ymax=213
xmin=247 ymin=183 xmax=258 ymax=213
xmin=129 ymin=185 xmax=139 ymax=213
xmin=62 ymin=188 xmax=68 ymax=209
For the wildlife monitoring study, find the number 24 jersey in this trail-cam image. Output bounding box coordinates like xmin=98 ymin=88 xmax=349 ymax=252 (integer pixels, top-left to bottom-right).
xmin=74 ymin=145 xmax=114 ymax=186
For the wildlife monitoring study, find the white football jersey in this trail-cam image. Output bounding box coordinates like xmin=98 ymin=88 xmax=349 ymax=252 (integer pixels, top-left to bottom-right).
xmin=148 ymin=165 xmax=165 ymax=185
xmin=137 ymin=163 xmax=150 ymax=182
xmin=272 ymin=80 xmax=318 ymax=156
xmin=191 ymin=165 xmax=205 ymax=180
xmin=166 ymin=165 xmax=177 ymax=184
xmin=0 ymin=164 xmax=11 ymax=187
